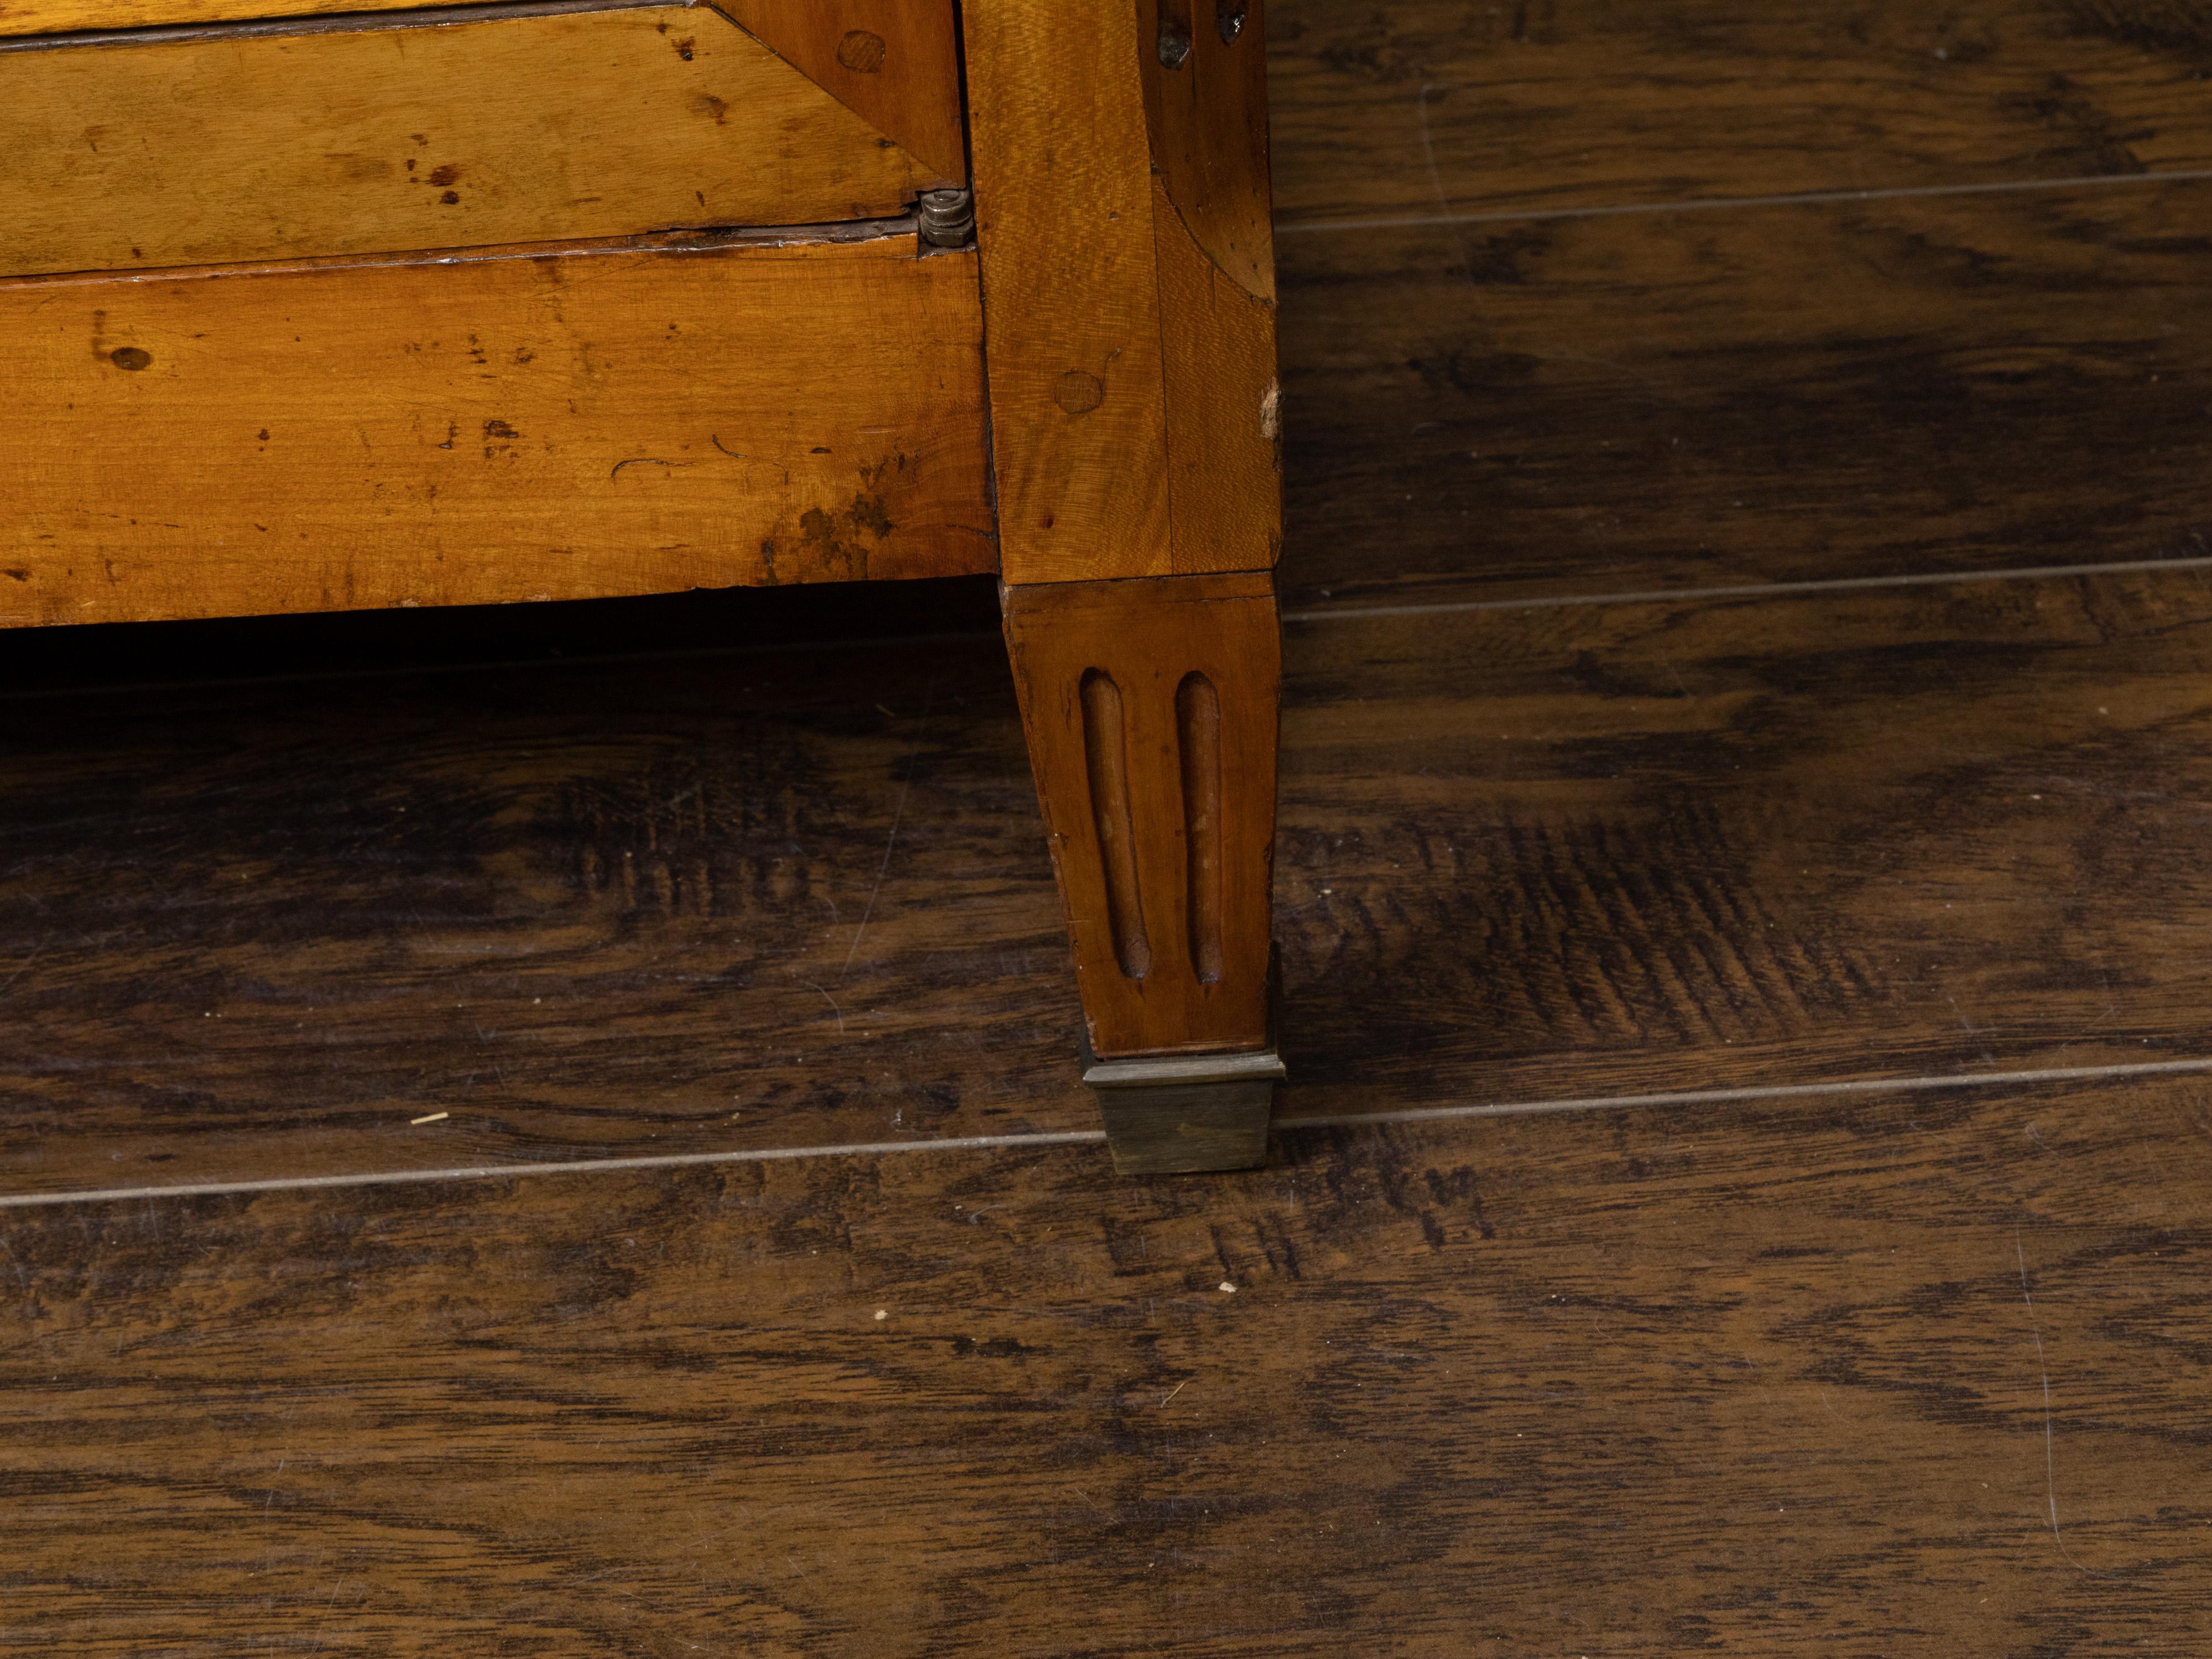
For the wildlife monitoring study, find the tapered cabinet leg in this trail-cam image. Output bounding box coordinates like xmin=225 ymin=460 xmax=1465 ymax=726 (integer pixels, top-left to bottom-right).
xmin=1002 ymin=570 xmax=1283 ymax=1174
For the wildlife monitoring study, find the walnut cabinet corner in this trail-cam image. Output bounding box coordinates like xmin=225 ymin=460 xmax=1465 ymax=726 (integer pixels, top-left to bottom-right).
xmin=0 ymin=0 xmax=1286 ymax=1175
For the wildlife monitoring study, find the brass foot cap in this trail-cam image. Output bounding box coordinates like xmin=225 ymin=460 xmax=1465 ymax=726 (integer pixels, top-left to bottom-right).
xmin=1081 ymin=1045 xmax=1285 ymax=1176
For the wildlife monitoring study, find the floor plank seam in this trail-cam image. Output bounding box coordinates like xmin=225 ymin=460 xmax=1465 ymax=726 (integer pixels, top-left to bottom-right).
xmin=1279 ymin=555 xmax=2212 ymax=624
xmin=1271 ymin=1055 xmax=2212 ymax=1130
xmin=1275 ymin=166 xmax=2212 ymax=236
xmin=8 ymin=1055 xmax=2210 ymax=1213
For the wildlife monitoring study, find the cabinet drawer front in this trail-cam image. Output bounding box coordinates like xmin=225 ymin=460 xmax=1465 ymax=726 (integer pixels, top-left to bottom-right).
xmin=0 ymin=233 xmax=995 ymax=627
xmin=0 ymin=1 xmax=962 ymax=281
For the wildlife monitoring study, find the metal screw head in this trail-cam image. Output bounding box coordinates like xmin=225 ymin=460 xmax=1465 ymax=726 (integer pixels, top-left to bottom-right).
xmin=917 ymin=188 xmax=975 ymax=248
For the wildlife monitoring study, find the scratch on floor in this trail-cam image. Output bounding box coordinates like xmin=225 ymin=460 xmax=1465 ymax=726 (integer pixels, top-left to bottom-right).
xmin=0 ymin=1232 xmax=33 ymax=1301
xmin=799 ymin=980 xmax=846 ymax=1037
xmin=841 ymin=680 xmax=935 ymax=979
xmin=1415 ymin=81 xmax=1451 ymax=221
xmin=2016 ymin=1227 xmax=2105 ymax=1576
xmin=0 ymin=937 xmax=45 ymax=1000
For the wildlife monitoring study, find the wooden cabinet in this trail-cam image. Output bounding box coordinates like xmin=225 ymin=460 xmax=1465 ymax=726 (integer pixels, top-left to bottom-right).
xmin=0 ymin=0 xmax=1284 ymax=1174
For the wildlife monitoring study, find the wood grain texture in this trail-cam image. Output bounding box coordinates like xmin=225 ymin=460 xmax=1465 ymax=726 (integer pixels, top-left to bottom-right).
xmin=1139 ymin=0 xmax=1276 ymax=301
xmin=1155 ymin=176 xmax=1283 ymax=576
xmin=0 ymin=3 xmax=942 ymax=281
xmin=968 ymin=0 xmax=1282 ymax=583
xmin=1269 ymin=0 xmax=2212 ymax=226
xmin=0 ymin=233 xmax=995 ymax=628
xmin=1274 ymin=567 xmax=2212 ymax=1113
xmin=964 ymin=0 xmax=1173 ymax=583
xmin=0 ymin=634 xmax=1098 ymax=1195
xmin=0 ymin=0 xmax=499 ymax=33
xmin=718 ymin=0 xmax=966 ymax=185
xmin=1140 ymin=0 xmax=1285 ymax=577
xmin=3 ymin=1073 xmax=2208 ymax=1652
xmin=1003 ymin=573 xmax=1280 ymax=1058
xmin=9 ymin=567 xmax=2212 ymax=1196
xmin=1276 ymin=177 xmax=2212 ymax=612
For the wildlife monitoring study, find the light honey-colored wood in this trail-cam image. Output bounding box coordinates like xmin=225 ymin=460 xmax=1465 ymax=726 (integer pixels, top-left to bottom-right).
xmin=0 ymin=0 xmax=489 ymax=30
xmin=0 ymin=3 xmax=941 ymax=280
xmin=1143 ymin=0 xmax=1282 ymax=576
xmin=1155 ymin=176 xmax=1283 ymax=575
xmin=0 ymin=0 xmax=965 ymax=185
xmin=0 ymin=233 xmax=995 ymax=628
xmin=963 ymin=0 xmax=1172 ymax=584
xmin=967 ymin=0 xmax=1281 ymax=585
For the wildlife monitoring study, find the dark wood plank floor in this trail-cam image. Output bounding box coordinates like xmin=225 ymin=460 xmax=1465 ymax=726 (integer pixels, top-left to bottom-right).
xmin=12 ymin=567 xmax=2212 ymax=1196
xmin=7 ymin=0 xmax=2212 ymax=1649
xmin=7 ymin=1077 xmax=2207 ymax=1654
xmin=1270 ymin=0 xmax=2212 ymax=607
xmin=1279 ymin=180 xmax=2212 ymax=609
xmin=1270 ymin=0 xmax=2212 ymax=225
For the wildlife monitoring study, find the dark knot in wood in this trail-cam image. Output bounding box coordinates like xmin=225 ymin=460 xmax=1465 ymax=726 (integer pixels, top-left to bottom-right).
xmin=1055 ymin=371 xmax=1105 ymax=415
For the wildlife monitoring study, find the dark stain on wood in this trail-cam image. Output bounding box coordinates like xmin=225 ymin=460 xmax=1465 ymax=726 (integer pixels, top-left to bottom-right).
xmin=778 ymin=478 xmax=901 ymax=581
xmin=1054 ymin=371 xmax=1104 ymax=414
xmin=836 ymin=28 xmax=886 ymax=73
